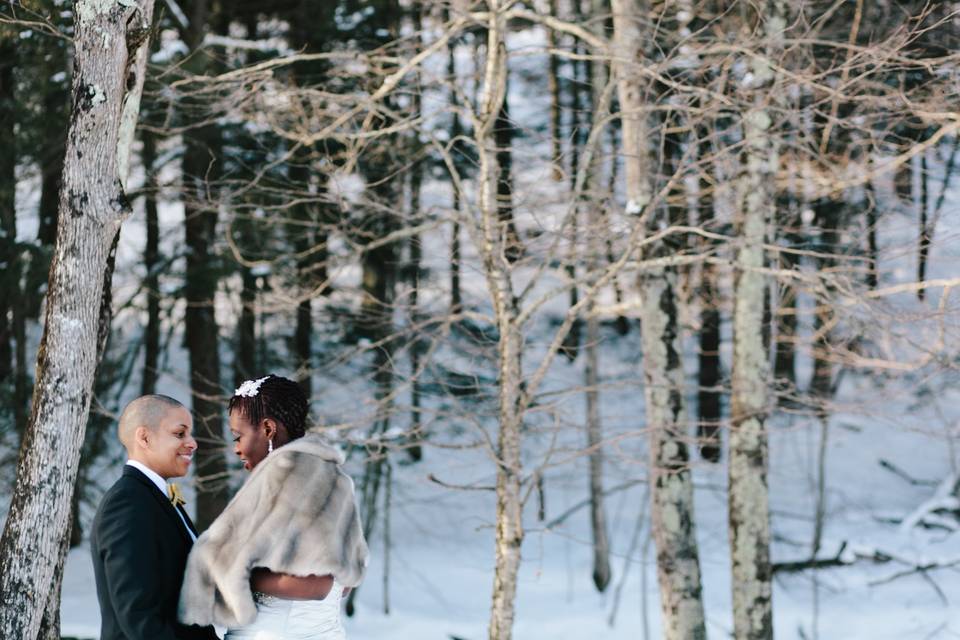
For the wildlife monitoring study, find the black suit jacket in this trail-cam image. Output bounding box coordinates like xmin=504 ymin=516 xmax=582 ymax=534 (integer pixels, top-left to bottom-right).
xmin=90 ymin=465 xmax=219 ymax=640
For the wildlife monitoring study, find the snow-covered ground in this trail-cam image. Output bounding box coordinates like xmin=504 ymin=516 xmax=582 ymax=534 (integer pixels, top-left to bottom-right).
xmin=60 ymin=388 xmax=960 ymax=639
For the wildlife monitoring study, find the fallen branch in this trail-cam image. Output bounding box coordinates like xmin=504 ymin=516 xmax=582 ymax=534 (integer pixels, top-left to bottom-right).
xmin=879 ymin=458 xmax=938 ymax=487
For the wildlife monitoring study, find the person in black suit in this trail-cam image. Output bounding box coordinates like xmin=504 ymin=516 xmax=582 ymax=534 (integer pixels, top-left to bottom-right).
xmin=90 ymin=394 xmax=219 ymax=640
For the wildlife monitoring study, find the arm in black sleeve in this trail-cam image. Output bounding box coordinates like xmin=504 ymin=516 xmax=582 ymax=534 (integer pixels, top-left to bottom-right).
xmin=96 ymin=492 xmax=181 ymax=640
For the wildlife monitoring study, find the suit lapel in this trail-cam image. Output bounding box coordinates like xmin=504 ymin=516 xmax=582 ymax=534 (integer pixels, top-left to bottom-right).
xmin=177 ymin=503 xmax=200 ymax=538
xmin=123 ymin=466 xmax=194 ymax=547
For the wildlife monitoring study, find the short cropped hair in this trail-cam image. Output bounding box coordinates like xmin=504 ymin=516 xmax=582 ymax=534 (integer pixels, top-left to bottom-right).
xmin=118 ymin=394 xmax=185 ymax=448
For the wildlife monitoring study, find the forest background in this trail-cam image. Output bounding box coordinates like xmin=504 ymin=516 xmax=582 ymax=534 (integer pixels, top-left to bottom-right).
xmin=1 ymin=0 xmax=960 ymax=639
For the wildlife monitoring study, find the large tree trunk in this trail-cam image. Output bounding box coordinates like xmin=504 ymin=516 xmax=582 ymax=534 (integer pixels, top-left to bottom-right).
xmin=612 ymin=2 xmax=707 ymax=638
xmin=0 ymin=1 xmax=154 ymax=636
xmin=728 ymin=4 xmax=783 ymax=639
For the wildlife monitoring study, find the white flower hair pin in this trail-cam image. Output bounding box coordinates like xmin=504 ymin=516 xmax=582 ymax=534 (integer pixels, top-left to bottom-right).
xmin=234 ymin=376 xmax=270 ymax=398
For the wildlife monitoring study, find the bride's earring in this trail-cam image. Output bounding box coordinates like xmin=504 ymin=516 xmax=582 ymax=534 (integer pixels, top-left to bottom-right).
xmin=268 ymin=438 xmax=274 ymax=455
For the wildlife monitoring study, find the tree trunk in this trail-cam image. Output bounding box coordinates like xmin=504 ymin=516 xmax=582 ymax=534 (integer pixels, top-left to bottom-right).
xmin=235 ymin=263 xmax=257 ymax=388
xmin=808 ymin=196 xmax=839 ymax=405
xmin=729 ymin=109 xmax=776 ymax=640
xmin=444 ymin=3 xmax=463 ymax=314
xmin=696 ymin=128 xmax=722 ymax=462
xmin=865 ymin=181 xmax=878 ymax=290
xmin=0 ymin=1 xmax=154 ymax=635
xmin=548 ymin=0 xmax=563 ymax=180
xmin=612 ymin=1 xmax=707 ymax=637
xmin=495 ymin=82 xmax=523 ymax=263
xmin=35 ymin=71 xmax=69 ymax=261
xmin=407 ymin=65 xmax=425 ymax=460
xmin=183 ymin=120 xmax=229 ymax=532
xmin=180 ymin=0 xmax=228 ymax=531
xmin=141 ymin=129 xmax=161 ymax=395
xmin=288 ymin=157 xmax=325 ymax=401
xmin=0 ymin=37 xmax=28 ymax=438
xmin=728 ymin=4 xmax=783 ymax=638
xmin=917 ymin=148 xmax=929 ymax=299
xmin=774 ymin=203 xmax=799 ymax=395
xmin=0 ymin=39 xmax=14 ymax=381
xmin=475 ymin=7 xmax=524 ymax=640
xmin=585 ymin=237 xmax=611 ymax=592
xmin=584 ymin=7 xmax=610 ymax=588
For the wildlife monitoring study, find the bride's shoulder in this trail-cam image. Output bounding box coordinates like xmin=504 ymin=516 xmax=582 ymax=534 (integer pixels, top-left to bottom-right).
xmin=277 ymin=431 xmax=345 ymax=466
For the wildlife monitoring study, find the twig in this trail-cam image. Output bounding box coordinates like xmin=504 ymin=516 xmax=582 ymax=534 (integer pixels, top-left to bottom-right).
xmin=878 ymin=458 xmax=938 ymax=487
xmin=427 ymin=473 xmax=495 ymax=492
xmin=544 ymin=479 xmax=646 ymax=530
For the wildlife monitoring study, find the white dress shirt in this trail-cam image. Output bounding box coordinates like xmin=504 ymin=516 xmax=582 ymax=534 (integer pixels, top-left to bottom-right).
xmin=125 ymin=460 xmax=196 ymax=541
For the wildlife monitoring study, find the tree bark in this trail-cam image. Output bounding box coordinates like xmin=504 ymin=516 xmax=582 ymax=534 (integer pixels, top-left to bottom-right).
xmin=728 ymin=4 xmax=783 ymax=639
xmin=729 ymin=108 xmax=776 ymax=640
xmin=0 ymin=1 xmax=154 ymax=635
xmin=612 ymin=1 xmax=707 ymax=637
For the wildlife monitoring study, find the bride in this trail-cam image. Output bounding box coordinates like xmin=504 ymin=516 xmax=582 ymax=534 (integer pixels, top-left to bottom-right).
xmin=178 ymin=375 xmax=368 ymax=639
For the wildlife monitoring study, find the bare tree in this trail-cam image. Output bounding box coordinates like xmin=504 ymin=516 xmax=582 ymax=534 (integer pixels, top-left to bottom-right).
xmin=728 ymin=2 xmax=784 ymax=638
xmin=0 ymin=0 xmax=154 ymax=636
xmin=611 ymin=1 xmax=707 ymax=637
xmin=473 ymin=8 xmax=524 ymax=639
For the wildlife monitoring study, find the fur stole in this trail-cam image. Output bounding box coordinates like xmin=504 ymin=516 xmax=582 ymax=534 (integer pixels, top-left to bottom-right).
xmin=178 ymin=432 xmax=368 ymax=627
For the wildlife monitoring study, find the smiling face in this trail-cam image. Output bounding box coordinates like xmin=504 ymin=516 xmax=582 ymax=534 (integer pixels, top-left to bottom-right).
xmin=229 ymin=410 xmax=273 ymax=471
xmin=137 ymin=406 xmax=196 ymax=479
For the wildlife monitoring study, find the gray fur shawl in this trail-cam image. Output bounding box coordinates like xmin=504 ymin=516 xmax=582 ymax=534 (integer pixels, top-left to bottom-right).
xmin=178 ymin=432 xmax=368 ymax=628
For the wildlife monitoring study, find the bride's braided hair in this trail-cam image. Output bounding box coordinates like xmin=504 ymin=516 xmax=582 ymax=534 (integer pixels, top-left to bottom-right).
xmin=228 ymin=374 xmax=308 ymax=441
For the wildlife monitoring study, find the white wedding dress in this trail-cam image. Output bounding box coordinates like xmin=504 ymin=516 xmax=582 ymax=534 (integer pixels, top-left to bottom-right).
xmin=224 ymin=581 xmax=348 ymax=640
